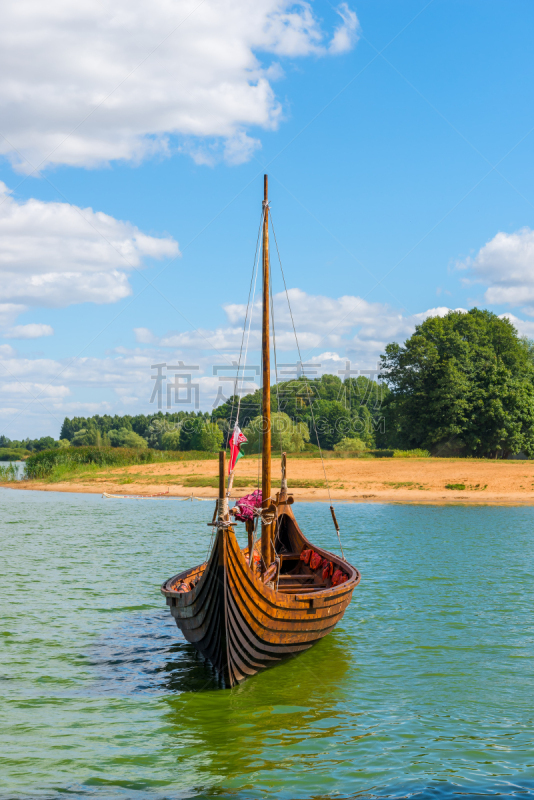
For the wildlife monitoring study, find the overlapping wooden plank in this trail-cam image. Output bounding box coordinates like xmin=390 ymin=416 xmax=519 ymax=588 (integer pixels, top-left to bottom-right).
xmin=226 ymin=543 xmax=348 ymax=637
xmin=227 ymin=527 xmax=356 ymax=613
xmin=226 ymin=590 xmax=310 ymax=657
xmin=227 ymin=628 xmax=263 ymax=675
xmin=226 ymin=595 xmax=280 ymax=663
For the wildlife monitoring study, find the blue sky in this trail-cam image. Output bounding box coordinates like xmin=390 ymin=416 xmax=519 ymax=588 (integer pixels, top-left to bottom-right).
xmin=2 ymin=0 xmax=534 ymax=438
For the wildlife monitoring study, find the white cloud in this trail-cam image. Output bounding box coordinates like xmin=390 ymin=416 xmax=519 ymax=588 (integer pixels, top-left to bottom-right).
xmin=4 ymin=294 xmax=534 ymax=439
xmin=0 ymin=407 xmax=19 ymax=418
xmin=0 ymin=0 xmax=360 ymax=172
xmin=329 ymin=3 xmax=360 ymax=54
xmin=135 ymin=292 xmax=466 ymax=366
xmin=498 ymin=313 xmax=534 ymax=339
xmin=61 ymin=401 xmax=113 ymax=414
xmin=5 ymin=324 xmax=54 ymax=339
xmin=1 ymin=382 xmax=70 ymax=399
xmin=0 ymin=183 xmax=179 ymax=309
xmin=225 ymin=288 xmax=389 ymax=336
xmin=134 ymin=327 xmax=157 ymax=344
xmin=0 ymin=304 xmax=27 ymax=329
xmin=463 ymin=228 xmax=534 ymax=313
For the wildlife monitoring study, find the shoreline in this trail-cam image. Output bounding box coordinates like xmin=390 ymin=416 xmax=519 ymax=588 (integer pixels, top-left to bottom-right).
xmin=4 ymin=456 xmax=534 ymax=506
xmin=5 ymin=481 xmax=534 ymax=506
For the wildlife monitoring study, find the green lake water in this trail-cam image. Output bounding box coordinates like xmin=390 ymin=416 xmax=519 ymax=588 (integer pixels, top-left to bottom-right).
xmin=1 ymin=488 xmax=534 ymax=800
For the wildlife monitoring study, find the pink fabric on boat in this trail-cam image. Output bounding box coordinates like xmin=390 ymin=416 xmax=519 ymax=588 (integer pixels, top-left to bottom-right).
xmin=231 ymin=489 xmax=262 ymax=522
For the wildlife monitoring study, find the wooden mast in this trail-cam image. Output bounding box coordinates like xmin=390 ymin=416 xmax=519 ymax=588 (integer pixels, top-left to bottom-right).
xmin=261 ymin=174 xmax=272 ymax=572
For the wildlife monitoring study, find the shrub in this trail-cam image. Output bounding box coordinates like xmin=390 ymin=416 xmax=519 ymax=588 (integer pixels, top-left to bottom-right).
xmin=25 ymin=446 xmax=156 ymax=479
xmin=0 ymin=448 xmax=31 ymax=461
xmin=108 ymin=428 xmax=147 ymax=449
xmin=24 ymin=446 xmax=221 ymax=479
xmin=392 ymin=448 xmax=431 ymax=458
xmin=333 ymin=436 xmax=367 ymax=452
xmin=366 ymin=448 xmax=431 ymax=458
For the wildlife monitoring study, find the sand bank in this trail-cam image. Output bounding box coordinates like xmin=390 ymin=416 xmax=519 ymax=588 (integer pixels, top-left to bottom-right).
xmin=4 ymin=457 xmax=534 ymax=504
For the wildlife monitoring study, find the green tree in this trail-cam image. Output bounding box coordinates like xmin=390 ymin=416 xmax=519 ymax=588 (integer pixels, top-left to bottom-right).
xmin=108 ymin=428 xmax=148 ymax=448
xmin=33 ymin=436 xmax=57 ymax=451
xmin=380 ymin=308 xmax=534 ymax=457
xmin=212 ymin=393 xmax=261 ymax=432
xmin=311 ymin=400 xmax=353 ymax=450
xmin=210 ymin=372 xmax=385 ymax=450
xmin=71 ymin=428 xmax=99 ymax=446
xmin=177 ymin=416 xmax=222 ymax=451
xmin=146 ymin=418 xmax=178 ymax=449
xmin=243 ymin=412 xmax=310 ymax=453
xmin=193 ymin=421 xmax=223 ymax=452
xmin=161 ymin=430 xmax=182 ymax=450
xmin=60 ymin=416 xmax=89 ymax=441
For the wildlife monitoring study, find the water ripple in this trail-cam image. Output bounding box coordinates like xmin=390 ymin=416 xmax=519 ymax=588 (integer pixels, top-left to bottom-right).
xmin=2 ymin=489 xmax=534 ymax=800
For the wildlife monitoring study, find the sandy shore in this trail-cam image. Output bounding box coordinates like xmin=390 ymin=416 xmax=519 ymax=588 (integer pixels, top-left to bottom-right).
xmin=4 ymin=456 xmax=534 ymax=504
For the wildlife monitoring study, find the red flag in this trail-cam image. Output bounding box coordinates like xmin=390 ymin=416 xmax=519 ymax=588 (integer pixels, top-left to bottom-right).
xmin=229 ymin=426 xmax=247 ymax=473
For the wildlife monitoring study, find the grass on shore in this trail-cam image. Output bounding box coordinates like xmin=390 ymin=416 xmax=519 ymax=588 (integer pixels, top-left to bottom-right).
xmin=20 ymin=444 xmax=434 ymax=484
xmin=24 ymin=446 xmax=221 ymax=480
xmin=0 ymin=463 xmax=19 ymax=481
xmin=181 ymin=476 xmax=326 ymax=489
xmin=445 ymin=482 xmax=488 ymax=491
xmin=27 ymin=462 xmax=327 ymax=489
xmin=290 ymin=448 xmax=431 ymax=459
xmin=384 ymin=481 xmax=429 ymax=490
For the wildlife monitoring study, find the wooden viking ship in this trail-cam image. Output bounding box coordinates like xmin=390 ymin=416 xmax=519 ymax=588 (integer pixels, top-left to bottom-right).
xmin=161 ymin=176 xmax=361 ymax=687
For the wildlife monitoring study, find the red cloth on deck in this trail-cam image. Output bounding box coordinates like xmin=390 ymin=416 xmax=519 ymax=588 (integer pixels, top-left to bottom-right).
xmin=331 ymin=568 xmax=348 ymax=586
xmin=310 ymin=552 xmax=323 ymax=571
xmin=300 ymin=549 xmax=312 ymax=564
xmin=322 ymin=560 xmax=334 ymax=581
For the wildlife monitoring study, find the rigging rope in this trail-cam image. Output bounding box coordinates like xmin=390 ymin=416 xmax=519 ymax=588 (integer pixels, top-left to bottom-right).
xmin=268 ymin=236 xmax=283 ymax=558
xmin=227 ymin=207 xmax=264 ymax=444
xmin=269 ymin=211 xmax=345 ymax=560
xmin=225 ymin=207 xmax=264 ymax=508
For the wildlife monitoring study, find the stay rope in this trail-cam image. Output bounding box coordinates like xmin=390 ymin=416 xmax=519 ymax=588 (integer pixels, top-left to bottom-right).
xmin=269 ymin=243 xmax=283 ymax=564
xmin=227 ymin=207 xmax=265 ymax=442
xmin=223 ymin=207 xmax=264 ymax=514
xmin=269 ymin=211 xmax=345 ymax=560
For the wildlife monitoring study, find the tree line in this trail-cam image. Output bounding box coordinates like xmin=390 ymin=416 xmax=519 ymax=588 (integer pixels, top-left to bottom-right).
xmin=48 ymin=371 xmax=384 ymax=454
xmin=3 ymin=309 xmax=534 ymax=459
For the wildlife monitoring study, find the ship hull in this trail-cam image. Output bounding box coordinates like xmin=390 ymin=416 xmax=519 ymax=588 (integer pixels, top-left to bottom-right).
xmin=161 ymin=501 xmax=360 ymax=687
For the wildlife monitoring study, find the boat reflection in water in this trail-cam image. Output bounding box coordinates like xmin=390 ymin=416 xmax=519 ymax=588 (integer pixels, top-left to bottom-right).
xmin=160 ymin=630 xmax=355 ymax=794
